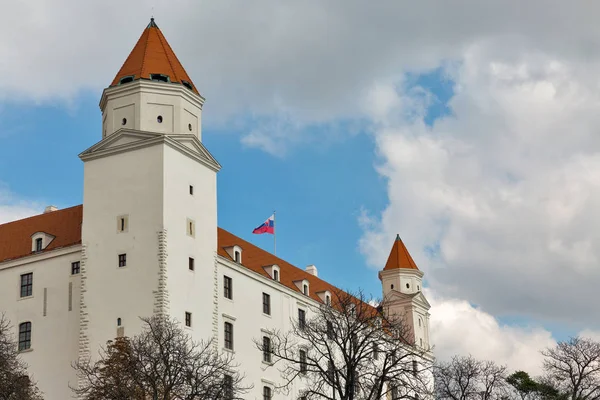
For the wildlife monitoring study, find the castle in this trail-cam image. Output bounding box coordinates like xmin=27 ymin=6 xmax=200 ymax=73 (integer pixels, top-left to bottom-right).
xmin=0 ymin=19 xmax=432 ymax=399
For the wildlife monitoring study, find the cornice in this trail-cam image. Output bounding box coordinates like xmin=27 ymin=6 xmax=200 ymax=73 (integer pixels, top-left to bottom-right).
xmin=99 ymin=80 xmax=205 ymax=111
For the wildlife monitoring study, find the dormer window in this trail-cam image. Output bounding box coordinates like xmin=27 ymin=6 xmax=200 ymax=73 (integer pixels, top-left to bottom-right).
xmin=31 ymin=232 xmax=55 ymax=253
xmin=119 ymin=75 xmax=134 ymax=85
xmin=294 ymin=279 xmax=310 ymax=295
xmin=181 ymin=80 xmax=193 ymax=90
xmin=273 ymin=269 xmax=279 ymax=281
xmin=317 ymin=290 xmax=331 ymax=305
xmin=224 ymin=245 xmax=243 ymax=264
xmin=150 ymin=74 xmax=170 ymax=83
xmin=326 ymin=295 xmax=331 ymax=306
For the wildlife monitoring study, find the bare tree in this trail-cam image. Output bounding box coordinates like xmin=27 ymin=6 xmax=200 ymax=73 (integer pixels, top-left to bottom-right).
xmin=256 ymin=289 xmax=432 ymax=400
xmin=0 ymin=313 xmax=43 ymax=400
xmin=542 ymin=337 xmax=600 ymax=400
xmin=434 ymin=355 xmax=507 ymax=400
xmin=73 ymin=315 xmax=250 ymax=400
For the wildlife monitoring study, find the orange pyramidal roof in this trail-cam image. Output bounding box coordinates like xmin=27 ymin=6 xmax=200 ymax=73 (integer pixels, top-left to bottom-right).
xmin=383 ymin=234 xmax=420 ymax=271
xmin=110 ymin=18 xmax=199 ymax=95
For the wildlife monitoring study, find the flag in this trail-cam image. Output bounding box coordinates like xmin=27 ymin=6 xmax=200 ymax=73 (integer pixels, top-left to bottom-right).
xmin=253 ymin=214 xmax=275 ymax=234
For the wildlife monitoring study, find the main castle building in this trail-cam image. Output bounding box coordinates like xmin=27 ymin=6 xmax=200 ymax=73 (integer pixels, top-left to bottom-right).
xmin=0 ymin=19 xmax=432 ymax=399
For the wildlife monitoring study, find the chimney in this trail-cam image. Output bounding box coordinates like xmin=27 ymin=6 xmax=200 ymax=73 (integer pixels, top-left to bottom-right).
xmin=305 ymin=265 xmax=318 ymax=277
xmin=44 ymin=206 xmax=58 ymax=214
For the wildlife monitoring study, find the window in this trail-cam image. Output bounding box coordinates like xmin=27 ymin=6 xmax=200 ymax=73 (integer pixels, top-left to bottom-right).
xmin=71 ymin=261 xmax=80 ymax=275
xmin=420 ymin=338 xmax=423 ymax=347
xmin=118 ymin=254 xmax=127 ymax=268
xmin=263 ymin=386 xmax=272 ymax=400
xmin=189 ymin=257 xmax=195 ymax=271
xmin=273 ymin=269 xmax=279 ymax=281
xmin=234 ymin=251 xmax=240 ymax=263
xmin=262 ymin=336 xmax=271 ymax=363
xmin=189 ymin=185 xmax=194 ymax=195
xmin=224 ymin=276 xmax=232 ymax=299
xmin=35 ymin=238 xmax=43 ymax=252
xmin=326 ymin=321 xmax=334 ymax=339
xmin=181 ymin=80 xmax=193 ymax=91
xmin=117 ymin=215 xmax=128 ymax=232
xmin=18 ymin=322 xmax=31 ymax=351
xmin=391 ymin=385 xmax=399 ymax=400
xmin=224 ymin=322 xmax=233 ymax=350
xmin=117 ymin=318 xmax=122 ymax=326
xmin=20 ymin=273 xmax=33 ymax=298
xmin=406 ymin=283 xmax=410 ymax=289
xmin=187 ymin=219 xmax=195 ymax=237
xmin=419 ymin=318 xmax=422 ymax=327
xmin=119 ymin=75 xmax=134 ymax=84
xmin=303 ymin=284 xmax=308 ymax=295
xmin=325 ymin=295 xmax=331 ymax=306
xmin=373 ymin=343 xmax=379 ymax=360
xmin=413 ymin=360 xmax=418 ymax=376
xmin=299 ymin=349 xmax=307 ymax=374
xmin=262 ymin=293 xmax=271 ymax=315
xmin=185 ymin=312 xmax=192 ymax=327
xmin=298 ymin=309 xmax=306 ymax=330
xmin=150 ymin=73 xmax=170 ymax=82
xmin=223 ymin=374 xmax=233 ymax=400
xmin=157 ymin=115 xmax=163 ymax=123
xmin=327 ymin=361 xmax=334 ymax=382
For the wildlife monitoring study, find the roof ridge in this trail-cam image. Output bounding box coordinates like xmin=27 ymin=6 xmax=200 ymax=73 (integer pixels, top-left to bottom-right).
xmin=0 ymin=204 xmax=83 ymax=228
xmin=154 ymin=27 xmax=177 ymax=82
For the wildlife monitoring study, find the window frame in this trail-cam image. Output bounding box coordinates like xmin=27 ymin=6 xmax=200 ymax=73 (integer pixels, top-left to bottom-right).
xmin=20 ymin=273 xmax=33 ymax=298
xmin=298 ymin=308 xmax=306 ymax=330
xmin=71 ymin=261 xmax=81 ymax=275
xmin=118 ymin=253 xmax=127 ymax=268
xmin=18 ymin=322 xmax=32 ymax=351
xmin=188 ymin=257 xmax=195 ymax=271
xmin=262 ymin=292 xmax=271 ymax=315
xmin=34 ymin=238 xmax=43 ymax=252
xmin=224 ymin=276 xmax=233 ymax=300
xmin=263 ymin=386 xmax=272 ymax=400
xmin=262 ymin=336 xmax=272 ymax=363
xmin=185 ymin=312 xmax=192 ymax=327
xmin=299 ymin=348 xmax=308 ymax=374
xmin=224 ymin=321 xmax=234 ymax=350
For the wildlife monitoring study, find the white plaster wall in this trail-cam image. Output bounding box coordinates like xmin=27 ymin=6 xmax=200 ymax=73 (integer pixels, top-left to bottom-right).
xmin=216 ymin=259 xmax=317 ymax=399
xmin=162 ymin=144 xmax=217 ymax=341
xmin=82 ymin=144 xmax=165 ymax=360
xmin=101 ymin=81 xmax=203 ymax=139
xmin=0 ymin=248 xmax=81 ymax=400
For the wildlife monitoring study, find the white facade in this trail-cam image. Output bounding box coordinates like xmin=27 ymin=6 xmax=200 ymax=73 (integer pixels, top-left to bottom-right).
xmin=0 ymin=21 xmax=432 ymax=400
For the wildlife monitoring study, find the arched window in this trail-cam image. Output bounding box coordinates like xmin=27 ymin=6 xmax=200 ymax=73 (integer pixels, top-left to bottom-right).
xmin=18 ymin=322 xmax=31 ymax=351
xmin=263 ymin=386 xmax=272 ymax=400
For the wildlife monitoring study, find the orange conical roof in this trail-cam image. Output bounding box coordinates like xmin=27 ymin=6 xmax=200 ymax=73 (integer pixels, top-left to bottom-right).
xmin=383 ymin=234 xmax=420 ymax=271
xmin=110 ymin=18 xmax=199 ymax=95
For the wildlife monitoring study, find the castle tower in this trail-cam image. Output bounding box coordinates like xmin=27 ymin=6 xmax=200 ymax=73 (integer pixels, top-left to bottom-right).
xmin=78 ymin=18 xmax=220 ymax=364
xmin=379 ymin=235 xmax=431 ymax=349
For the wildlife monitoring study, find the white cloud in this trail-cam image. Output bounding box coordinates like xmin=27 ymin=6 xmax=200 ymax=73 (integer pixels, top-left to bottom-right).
xmin=359 ymin=43 xmax=600 ymax=332
xmin=0 ymin=185 xmax=41 ymax=224
xmin=2 ymin=1 xmax=600 ymax=153
xmin=429 ymin=291 xmax=555 ymax=374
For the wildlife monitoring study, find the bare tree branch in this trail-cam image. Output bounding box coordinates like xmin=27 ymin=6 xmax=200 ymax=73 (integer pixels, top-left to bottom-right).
xmin=256 ymin=289 xmax=432 ymax=400
xmin=73 ymin=315 xmax=251 ymax=400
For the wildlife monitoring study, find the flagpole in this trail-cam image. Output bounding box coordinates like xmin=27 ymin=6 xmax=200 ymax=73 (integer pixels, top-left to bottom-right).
xmin=273 ymin=211 xmax=276 ymax=256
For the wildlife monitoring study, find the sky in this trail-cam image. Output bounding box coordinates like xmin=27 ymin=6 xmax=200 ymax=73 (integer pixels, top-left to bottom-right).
xmin=2 ymin=0 xmax=600 ymax=375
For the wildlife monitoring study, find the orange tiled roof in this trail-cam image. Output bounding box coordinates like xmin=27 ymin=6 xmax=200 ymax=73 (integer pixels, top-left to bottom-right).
xmin=0 ymin=205 xmax=83 ymax=263
xmin=0 ymin=206 xmax=374 ymax=312
xmin=110 ymin=18 xmax=199 ymax=95
xmin=383 ymin=234 xmax=419 ymax=271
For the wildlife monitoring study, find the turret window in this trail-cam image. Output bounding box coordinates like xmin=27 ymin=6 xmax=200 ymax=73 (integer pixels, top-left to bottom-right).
xmin=181 ymin=80 xmax=193 ymax=91
xmin=406 ymin=283 xmax=410 ymax=289
xmin=121 ymin=118 xmax=127 ymax=126
xmin=150 ymin=74 xmax=170 ymax=83
xmin=119 ymin=75 xmax=134 ymax=85
xmin=157 ymin=115 xmax=163 ymax=123
xmin=188 ymin=123 xmax=193 ymax=132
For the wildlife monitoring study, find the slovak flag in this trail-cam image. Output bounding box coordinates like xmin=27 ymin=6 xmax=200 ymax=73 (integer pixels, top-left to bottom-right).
xmin=252 ymin=214 xmax=275 ymax=234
